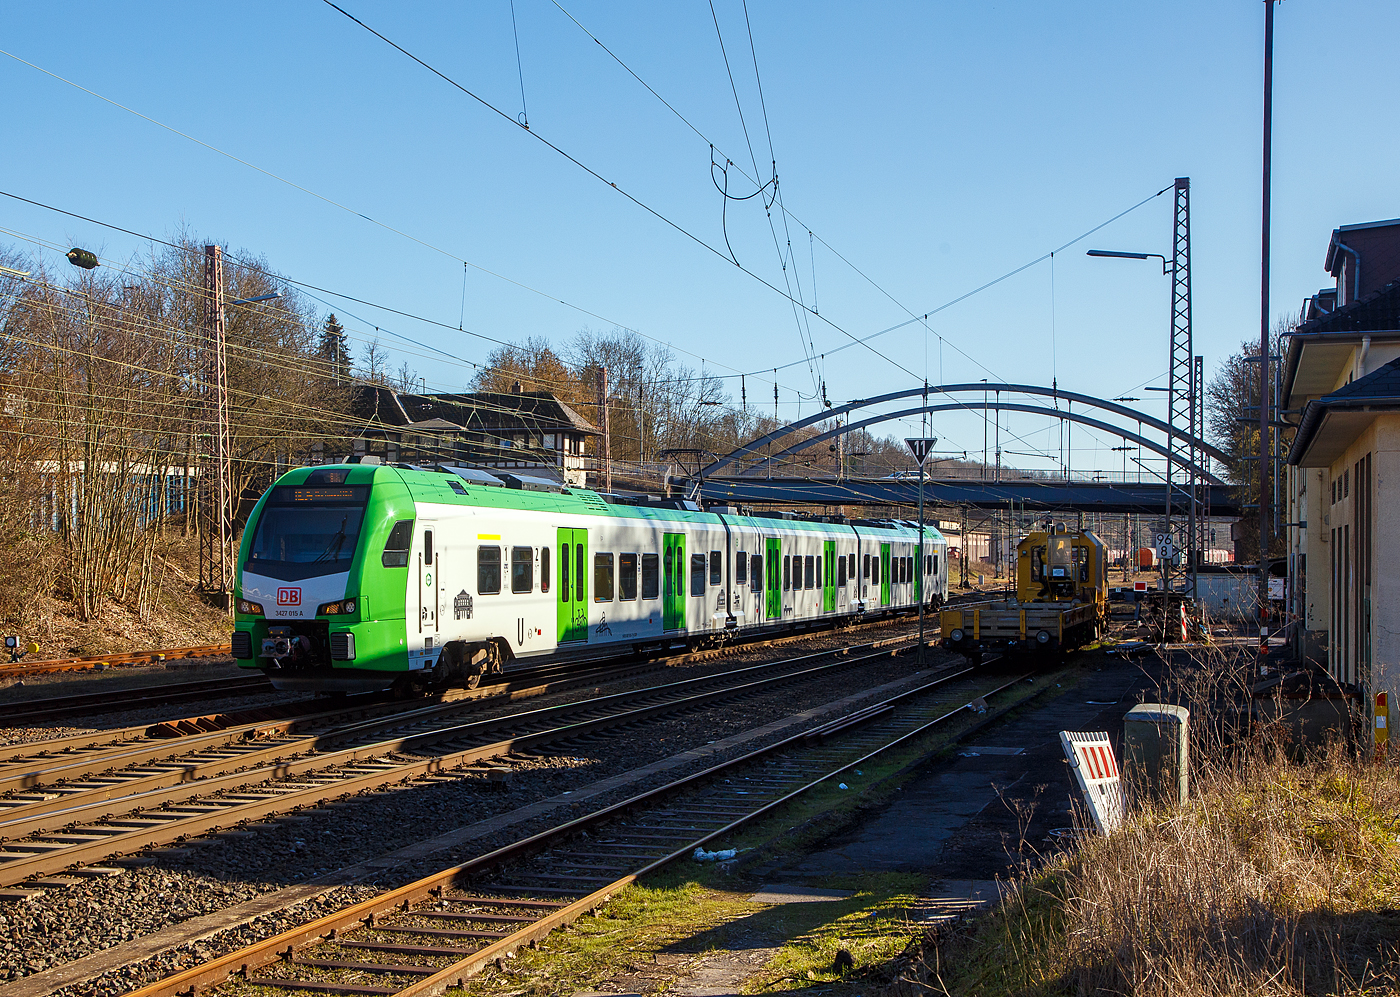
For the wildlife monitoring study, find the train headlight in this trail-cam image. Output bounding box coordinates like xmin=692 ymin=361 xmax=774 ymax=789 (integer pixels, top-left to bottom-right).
xmin=1036 ymin=630 xmax=1051 ymax=644
xmin=318 ymin=599 xmax=358 ymax=616
xmin=949 ymin=628 xmax=965 ymax=642
xmin=238 ymin=600 xmax=264 ymax=616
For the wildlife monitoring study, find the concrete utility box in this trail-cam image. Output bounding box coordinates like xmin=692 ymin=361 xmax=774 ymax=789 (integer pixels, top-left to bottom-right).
xmin=1123 ymin=703 xmax=1189 ymax=806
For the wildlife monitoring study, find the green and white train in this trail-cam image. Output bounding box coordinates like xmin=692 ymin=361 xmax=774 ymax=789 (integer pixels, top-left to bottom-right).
xmin=232 ymin=461 xmax=948 ymax=692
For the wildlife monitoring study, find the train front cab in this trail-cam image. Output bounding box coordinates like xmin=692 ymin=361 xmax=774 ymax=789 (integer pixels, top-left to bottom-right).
xmin=233 ymin=464 xmax=417 ymax=692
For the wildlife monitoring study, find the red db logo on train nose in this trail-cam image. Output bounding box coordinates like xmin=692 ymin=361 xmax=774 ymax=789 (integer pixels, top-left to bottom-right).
xmin=277 ymin=588 xmax=301 ymax=607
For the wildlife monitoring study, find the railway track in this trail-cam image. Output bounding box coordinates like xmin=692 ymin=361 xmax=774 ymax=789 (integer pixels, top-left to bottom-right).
xmin=125 ymin=659 xmax=1033 ymax=997
xmin=0 ymin=628 xmax=931 ymax=887
xmin=0 ymin=643 xmax=231 ymax=681
xmin=0 ymin=675 xmax=274 ymax=727
xmin=1 ymin=611 xmax=927 ymax=733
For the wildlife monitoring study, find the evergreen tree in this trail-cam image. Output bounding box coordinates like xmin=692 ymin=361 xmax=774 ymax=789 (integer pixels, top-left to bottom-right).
xmin=316 ymin=314 xmax=350 ymax=384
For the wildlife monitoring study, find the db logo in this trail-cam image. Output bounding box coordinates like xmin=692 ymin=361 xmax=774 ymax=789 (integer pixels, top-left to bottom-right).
xmin=276 ymin=588 xmax=301 ymax=607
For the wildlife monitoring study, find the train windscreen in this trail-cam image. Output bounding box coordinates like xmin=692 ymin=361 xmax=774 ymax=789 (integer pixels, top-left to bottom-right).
xmin=246 ymin=485 xmax=370 ymax=580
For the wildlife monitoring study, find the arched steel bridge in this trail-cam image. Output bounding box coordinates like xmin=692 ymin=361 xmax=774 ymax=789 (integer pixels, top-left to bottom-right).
xmin=702 ymin=382 xmax=1228 ymax=483
xmin=684 ymin=382 xmax=1237 ymax=515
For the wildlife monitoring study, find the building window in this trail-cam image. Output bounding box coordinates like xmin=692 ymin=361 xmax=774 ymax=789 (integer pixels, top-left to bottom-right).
xmin=478 ymin=546 xmax=501 ymax=595
xmin=511 ymin=546 xmax=534 ymax=593
xmin=709 ymin=550 xmax=722 ymax=586
xmin=735 ymin=551 xmax=747 ymax=585
xmin=619 ymin=553 xmax=638 ymax=600
xmin=690 ymin=554 xmax=707 ymax=596
xmin=642 ymin=553 xmax=660 ymax=599
xmin=594 ymin=553 xmax=615 ymax=601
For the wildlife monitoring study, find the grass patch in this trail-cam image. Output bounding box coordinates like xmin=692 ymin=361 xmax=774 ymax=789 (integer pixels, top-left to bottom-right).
xmin=876 ymin=741 xmax=1400 ymax=996
xmin=740 ymin=872 xmax=929 ymax=992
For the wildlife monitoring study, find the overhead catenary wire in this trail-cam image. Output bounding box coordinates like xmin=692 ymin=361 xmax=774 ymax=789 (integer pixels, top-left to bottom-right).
xmin=318 ymin=1 xmax=922 ymax=383
xmin=0 ymin=192 xmax=808 ymax=405
xmin=0 ymin=57 xmax=802 ymax=398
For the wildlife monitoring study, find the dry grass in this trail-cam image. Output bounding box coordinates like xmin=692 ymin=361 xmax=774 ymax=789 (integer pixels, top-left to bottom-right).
xmin=0 ymin=531 xmax=231 ymax=660
xmin=879 ymin=739 xmax=1400 ymax=997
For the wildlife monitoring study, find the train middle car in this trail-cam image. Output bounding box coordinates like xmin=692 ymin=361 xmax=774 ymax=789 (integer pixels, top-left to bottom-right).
xmin=232 ymin=461 xmax=949 ymax=692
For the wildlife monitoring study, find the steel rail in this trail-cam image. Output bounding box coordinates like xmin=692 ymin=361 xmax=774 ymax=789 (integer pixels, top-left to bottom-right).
xmin=0 ymin=635 xmax=930 ymax=885
xmin=124 ymin=663 xmax=1026 ymax=997
xmin=0 ymin=631 xmax=916 ymax=840
xmin=0 ymin=675 xmax=273 ymax=727
xmin=0 ymin=643 xmax=231 ymax=680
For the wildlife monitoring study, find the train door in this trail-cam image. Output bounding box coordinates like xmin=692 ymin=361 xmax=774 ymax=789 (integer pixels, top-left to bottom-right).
xmin=915 ymin=541 xmax=923 ymax=605
xmin=880 ymin=542 xmax=892 ymax=607
xmin=822 ymin=541 xmax=837 ymax=613
xmin=663 ymin=532 xmax=686 ymax=631
xmin=557 ymin=528 xmax=588 ymax=643
xmin=765 ymin=538 xmax=782 ymax=620
xmin=417 ymin=523 xmax=439 ymax=644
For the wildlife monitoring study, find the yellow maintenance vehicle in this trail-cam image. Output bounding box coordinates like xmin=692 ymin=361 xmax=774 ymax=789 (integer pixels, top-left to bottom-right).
xmin=941 ymin=524 xmax=1107 ymax=659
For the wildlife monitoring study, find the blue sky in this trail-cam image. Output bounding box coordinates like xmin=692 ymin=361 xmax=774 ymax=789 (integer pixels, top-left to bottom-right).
xmin=2 ymin=2 xmax=1397 ymax=473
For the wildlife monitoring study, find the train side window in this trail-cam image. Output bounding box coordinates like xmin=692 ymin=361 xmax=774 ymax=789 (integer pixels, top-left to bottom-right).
xmin=735 ymin=551 xmax=747 ymax=585
xmin=619 ymin=553 xmax=638 ymax=600
xmin=478 ymin=546 xmax=501 ymax=595
xmin=872 ymin=557 xmax=880 ymax=585
xmin=837 ymin=555 xmax=847 ymax=586
xmin=925 ymin=554 xmax=932 ymax=574
xmin=423 ymin=530 xmax=434 ymax=566
xmin=848 ymin=553 xmax=856 ymax=579
xmin=641 ymin=553 xmax=660 ymax=599
xmin=663 ymin=548 xmax=673 ymax=597
xmin=560 ymin=544 xmax=570 ymax=602
xmin=932 ymin=553 xmax=939 ymax=577
xmin=863 ymin=553 xmax=871 ymax=579
xmin=381 ymin=520 xmax=413 ymax=567
xmin=511 ymin=546 xmax=533 ymax=593
xmin=804 ymin=555 xmax=815 ymax=589
xmin=594 ymin=553 xmax=615 ymax=601
xmin=576 ymin=544 xmax=586 ymax=599
xmin=541 ymin=547 xmax=551 ymax=593
xmin=690 ymin=554 xmax=707 ymax=596
xmin=904 ymin=556 xmax=912 ymax=582
xmin=783 ymin=555 xmax=791 ymax=591
xmin=709 ymin=550 xmax=722 ymax=586
xmin=751 ymin=553 xmax=763 ymax=592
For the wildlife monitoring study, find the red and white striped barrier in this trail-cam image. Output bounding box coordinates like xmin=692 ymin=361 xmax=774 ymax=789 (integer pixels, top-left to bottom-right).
xmin=1060 ymin=730 xmax=1124 ymax=834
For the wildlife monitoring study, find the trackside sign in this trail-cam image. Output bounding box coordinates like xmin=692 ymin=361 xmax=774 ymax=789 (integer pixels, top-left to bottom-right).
xmin=1060 ymin=730 xmax=1124 ymax=834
